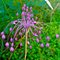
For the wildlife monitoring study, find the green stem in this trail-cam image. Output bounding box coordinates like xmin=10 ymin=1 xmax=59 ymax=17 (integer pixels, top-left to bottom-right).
xmin=25 ymin=29 xmax=28 ymax=60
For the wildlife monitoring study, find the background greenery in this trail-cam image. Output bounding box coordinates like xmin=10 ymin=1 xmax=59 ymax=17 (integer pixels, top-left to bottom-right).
xmin=0 ymin=0 xmax=60 ymax=60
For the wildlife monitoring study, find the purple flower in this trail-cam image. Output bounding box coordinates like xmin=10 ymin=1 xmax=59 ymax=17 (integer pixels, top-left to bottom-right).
xmin=10 ymin=28 xmax=13 ymax=32
xmin=10 ymin=38 xmax=14 ymax=42
xmin=46 ymin=43 xmax=50 ymax=47
xmin=2 ymin=34 xmax=5 ymax=39
xmin=5 ymin=42 xmax=9 ymax=48
xmin=33 ymin=32 xmax=38 ymax=36
xmin=36 ymin=38 xmax=39 ymax=43
xmin=13 ymin=20 xmax=17 ymax=24
xmin=40 ymin=43 xmax=44 ymax=48
xmin=15 ymin=37 xmax=18 ymax=41
xmin=20 ymin=43 xmax=22 ymax=47
xmin=29 ymin=45 xmax=32 ymax=49
xmin=56 ymin=34 xmax=59 ymax=38
xmin=34 ymin=21 xmax=36 ymax=24
xmin=10 ymin=47 xmax=14 ymax=52
xmin=46 ymin=36 xmax=50 ymax=41
xmin=38 ymin=31 xmax=41 ymax=34
xmin=1 ymin=32 xmax=4 ymax=35
xmin=11 ymin=43 xmax=14 ymax=47
xmin=22 ymin=11 xmax=26 ymax=16
xmin=19 ymin=32 xmax=22 ymax=36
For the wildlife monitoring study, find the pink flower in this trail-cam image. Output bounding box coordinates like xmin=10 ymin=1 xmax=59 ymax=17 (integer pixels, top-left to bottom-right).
xmin=10 ymin=47 xmax=14 ymax=52
xmin=10 ymin=38 xmax=14 ymax=42
xmin=22 ymin=11 xmax=26 ymax=16
xmin=1 ymin=32 xmax=4 ymax=35
xmin=36 ymin=38 xmax=39 ymax=43
xmin=5 ymin=42 xmax=9 ymax=48
xmin=10 ymin=28 xmax=13 ymax=32
xmin=40 ymin=43 xmax=44 ymax=48
xmin=29 ymin=45 xmax=32 ymax=49
xmin=11 ymin=43 xmax=14 ymax=47
xmin=46 ymin=36 xmax=50 ymax=41
xmin=2 ymin=34 xmax=5 ymax=39
xmin=56 ymin=34 xmax=59 ymax=38
xmin=15 ymin=37 xmax=18 ymax=41
xmin=33 ymin=32 xmax=38 ymax=36
xmin=34 ymin=21 xmax=36 ymax=24
xmin=20 ymin=43 xmax=22 ymax=47
xmin=13 ymin=20 xmax=17 ymax=24
xmin=46 ymin=43 xmax=50 ymax=47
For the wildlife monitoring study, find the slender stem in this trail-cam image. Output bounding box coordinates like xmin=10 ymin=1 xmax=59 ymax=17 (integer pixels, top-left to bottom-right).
xmin=25 ymin=29 xmax=28 ymax=60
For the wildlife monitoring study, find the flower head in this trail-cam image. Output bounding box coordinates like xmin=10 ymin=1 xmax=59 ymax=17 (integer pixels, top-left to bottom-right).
xmin=10 ymin=47 xmax=14 ymax=52
xmin=2 ymin=34 xmax=5 ymax=40
xmin=46 ymin=36 xmax=50 ymax=41
xmin=5 ymin=42 xmax=9 ymax=48
xmin=56 ymin=34 xmax=59 ymax=38
xmin=29 ymin=45 xmax=32 ymax=49
xmin=46 ymin=43 xmax=50 ymax=47
xmin=40 ymin=43 xmax=44 ymax=48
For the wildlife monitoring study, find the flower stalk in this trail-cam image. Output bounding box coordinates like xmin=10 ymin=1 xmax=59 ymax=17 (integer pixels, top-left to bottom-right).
xmin=25 ymin=29 xmax=28 ymax=60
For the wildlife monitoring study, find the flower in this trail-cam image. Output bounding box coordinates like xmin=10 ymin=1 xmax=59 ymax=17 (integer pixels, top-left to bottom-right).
xmin=40 ymin=43 xmax=44 ymax=48
xmin=33 ymin=32 xmax=38 ymax=36
xmin=29 ymin=45 xmax=32 ymax=49
xmin=12 ymin=20 xmax=17 ymax=24
xmin=5 ymin=42 xmax=9 ymax=48
xmin=10 ymin=28 xmax=13 ymax=32
xmin=46 ymin=43 xmax=50 ymax=47
xmin=11 ymin=43 xmax=14 ymax=47
xmin=1 ymin=32 xmax=4 ymax=35
xmin=56 ymin=34 xmax=59 ymax=38
xmin=20 ymin=43 xmax=22 ymax=47
xmin=2 ymin=34 xmax=5 ymax=40
xmin=10 ymin=47 xmax=14 ymax=52
xmin=15 ymin=37 xmax=18 ymax=41
xmin=36 ymin=38 xmax=39 ymax=43
xmin=10 ymin=38 xmax=14 ymax=42
xmin=46 ymin=36 xmax=50 ymax=41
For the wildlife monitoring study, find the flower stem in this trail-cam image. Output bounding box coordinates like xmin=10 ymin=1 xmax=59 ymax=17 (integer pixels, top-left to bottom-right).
xmin=25 ymin=29 xmax=28 ymax=60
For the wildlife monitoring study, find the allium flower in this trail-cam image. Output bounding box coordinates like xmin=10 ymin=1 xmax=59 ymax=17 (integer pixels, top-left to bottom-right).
xmin=46 ymin=36 xmax=50 ymax=41
xmin=56 ymin=34 xmax=59 ymax=38
xmin=33 ymin=32 xmax=38 ymax=36
xmin=10 ymin=38 xmax=14 ymax=42
xmin=1 ymin=32 xmax=4 ymax=35
xmin=2 ymin=34 xmax=5 ymax=40
xmin=11 ymin=43 xmax=14 ymax=47
xmin=10 ymin=28 xmax=13 ymax=32
xmin=1 ymin=4 xmax=42 ymax=54
xmin=46 ymin=43 xmax=50 ymax=47
xmin=40 ymin=43 xmax=44 ymax=48
xmin=36 ymin=38 xmax=39 ymax=43
xmin=5 ymin=42 xmax=9 ymax=48
xmin=29 ymin=45 xmax=32 ymax=49
xmin=20 ymin=43 xmax=22 ymax=47
xmin=12 ymin=20 xmax=18 ymax=24
xmin=10 ymin=47 xmax=14 ymax=52
xmin=15 ymin=37 xmax=18 ymax=41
